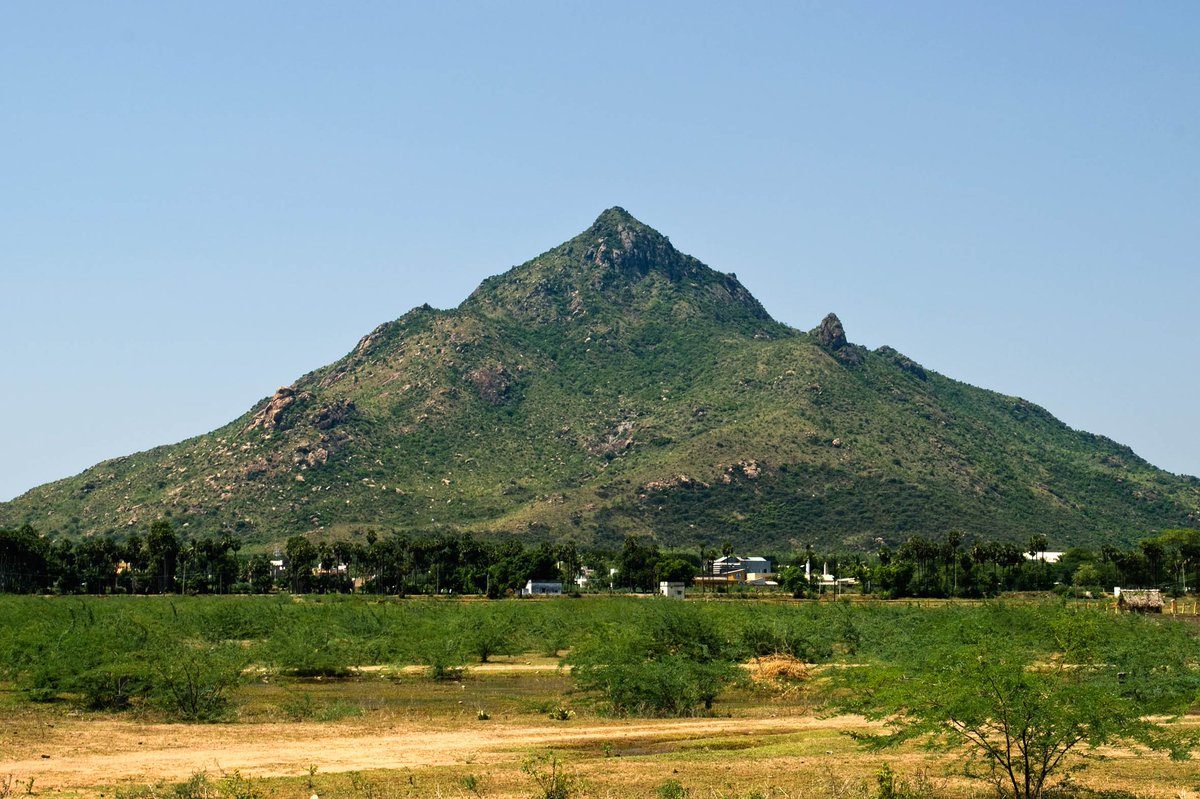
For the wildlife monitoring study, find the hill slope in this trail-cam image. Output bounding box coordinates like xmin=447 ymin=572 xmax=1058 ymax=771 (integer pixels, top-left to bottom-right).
xmin=4 ymin=208 xmax=1198 ymax=550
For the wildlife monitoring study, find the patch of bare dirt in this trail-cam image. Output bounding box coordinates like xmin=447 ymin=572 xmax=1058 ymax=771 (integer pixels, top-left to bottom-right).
xmin=3 ymin=713 xmax=859 ymax=792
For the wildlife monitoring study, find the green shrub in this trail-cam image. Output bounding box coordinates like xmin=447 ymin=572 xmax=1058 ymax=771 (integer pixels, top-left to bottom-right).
xmin=175 ymin=771 xmax=212 ymax=799
xmin=459 ymin=774 xmax=484 ymax=797
xmin=73 ymin=658 xmax=153 ymax=710
xmin=17 ymin=603 xmax=156 ymax=709
xmin=871 ymin=763 xmax=934 ymax=799
xmin=578 ymin=654 xmax=736 ymax=716
xmin=279 ymin=690 xmax=319 ymax=720
xmin=521 ymin=752 xmax=575 ymax=799
xmin=565 ymin=605 xmax=739 ymax=717
xmin=150 ymin=641 xmax=247 ymax=721
xmin=259 ymin=613 xmax=352 ymax=677
xmin=216 ymin=770 xmax=261 ymax=799
xmin=835 ymin=607 xmax=1198 ymax=799
xmin=655 ymin=779 xmax=689 ymax=799
xmin=737 ymin=617 xmax=833 ymax=662
xmin=421 ymin=634 xmax=467 ymax=680
xmin=457 ymin=604 xmax=517 ymax=663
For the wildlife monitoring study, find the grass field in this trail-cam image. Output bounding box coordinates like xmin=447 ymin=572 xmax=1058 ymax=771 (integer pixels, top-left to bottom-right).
xmin=1 ymin=595 xmax=1198 ymax=799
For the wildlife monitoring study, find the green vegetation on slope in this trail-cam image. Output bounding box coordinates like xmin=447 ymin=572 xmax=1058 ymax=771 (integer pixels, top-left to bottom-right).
xmin=2 ymin=208 xmax=1197 ymax=550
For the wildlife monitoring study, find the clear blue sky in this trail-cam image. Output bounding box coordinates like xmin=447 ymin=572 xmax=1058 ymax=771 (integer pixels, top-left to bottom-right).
xmin=2 ymin=2 xmax=1197 ymax=502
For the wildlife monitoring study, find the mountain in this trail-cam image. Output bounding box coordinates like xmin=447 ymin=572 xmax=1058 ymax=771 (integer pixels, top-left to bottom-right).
xmin=3 ymin=208 xmax=1198 ymax=551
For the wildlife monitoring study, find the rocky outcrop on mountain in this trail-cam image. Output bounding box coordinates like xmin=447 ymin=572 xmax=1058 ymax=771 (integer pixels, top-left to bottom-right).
xmin=813 ymin=313 xmax=864 ymax=366
xmin=313 ymin=400 xmax=356 ymax=430
xmin=816 ymin=313 xmax=848 ymax=349
xmin=467 ymin=365 xmax=512 ymax=406
xmin=246 ymin=386 xmax=310 ymax=432
xmin=876 ymin=346 xmax=928 ymax=381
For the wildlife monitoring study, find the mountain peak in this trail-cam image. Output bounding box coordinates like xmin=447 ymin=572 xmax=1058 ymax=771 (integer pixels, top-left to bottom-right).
xmin=464 ymin=209 xmax=774 ymax=328
xmin=580 ymin=206 xmax=662 ymax=247
xmin=590 ymin=206 xmax=640 ymax=227
xmin=570 ymin=207 xmax=681 ymax=280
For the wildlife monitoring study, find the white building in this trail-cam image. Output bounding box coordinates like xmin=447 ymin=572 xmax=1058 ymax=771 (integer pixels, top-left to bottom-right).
xmin=711 ymin=555 xmax=775 ymax=576
xmin=523 ymin=580 xmax=563 ymax=596
xmin=659 ymin=581 xmax=686 ymax=599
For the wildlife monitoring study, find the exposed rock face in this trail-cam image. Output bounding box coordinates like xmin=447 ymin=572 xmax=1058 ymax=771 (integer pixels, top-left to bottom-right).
xmin=467 ymin=365 xmax=511 ymax=405
xmin=643 ymin=473 xmax=710 ymax=492
xmin=355 ymin=322 xmax=391 ymax=354
xmin=294 ymin=444 xmax=328 ymax=468
xmin=813 ymin=313 xmax=863 ymax=366
xmin=241 ymin=457 xmax=270 ymax=480
xmin=293 ymin=430 xmax=349 ymax=470
xmin=719 ymin=460 xmax=764 ymax=483
xmin=584 ymin=208 xmax=687 ymax=283
xmin=590 ymin=420 xmax=635 ymax=458
xmin=816 ymin=313 xmax=848 ymax=350
xmin=246 ymin=386 xmax=310 ymax=432
xmin=313 ymin=400 xmax=355 ymax=430
xmin=876 ymin=346 xmax=928 ymax=381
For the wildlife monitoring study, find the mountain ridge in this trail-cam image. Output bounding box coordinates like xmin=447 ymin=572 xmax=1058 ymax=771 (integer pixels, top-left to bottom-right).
xmin=3 ymin=209 xmax=1198 ymax=551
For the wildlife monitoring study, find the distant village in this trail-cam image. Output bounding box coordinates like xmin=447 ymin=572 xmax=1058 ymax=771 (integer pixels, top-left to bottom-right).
xmin=0 ymin=521 xmax=1196 ymax=609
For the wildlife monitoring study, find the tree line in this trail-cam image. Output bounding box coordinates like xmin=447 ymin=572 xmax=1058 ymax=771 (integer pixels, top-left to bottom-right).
xmin=1 ymin=520 xmax=1197 ymax=598
xmin=823 ymin=529 xmax=1200 ymax=599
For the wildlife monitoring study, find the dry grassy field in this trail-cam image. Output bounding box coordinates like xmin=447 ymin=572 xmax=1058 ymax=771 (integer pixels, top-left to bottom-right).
xmin=3 ymin=653 xmax=1198 ymax=799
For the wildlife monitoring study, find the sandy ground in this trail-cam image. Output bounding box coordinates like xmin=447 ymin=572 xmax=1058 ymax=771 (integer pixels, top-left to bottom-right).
xmin=2 ymin=712 xmax=855 ymax=792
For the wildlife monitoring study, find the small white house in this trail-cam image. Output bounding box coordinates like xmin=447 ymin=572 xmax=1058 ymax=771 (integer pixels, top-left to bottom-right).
xmin=523 ymin=580 xmax=563 ymax=596
xmin=659 ymin=581 xmax=686 ymax=599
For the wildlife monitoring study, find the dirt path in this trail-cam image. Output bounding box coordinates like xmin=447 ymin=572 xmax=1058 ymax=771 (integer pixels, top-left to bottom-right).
xmin=3 ymin=714 xmax=855 ymax=791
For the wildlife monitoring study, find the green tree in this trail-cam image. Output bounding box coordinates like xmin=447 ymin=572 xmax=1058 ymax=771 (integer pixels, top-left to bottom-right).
xmin=245 ymin=553 xmax=275 ymax=593
xmin=836 ymin=609 xmax=1197 ymax=799
xmin=615 ymin=536 xmax=660 ymax=591
xmin=146 ymin=519 xmax=180 ymax=593
xmin=1155 ymin=528 xmax=1200 ymax=593
xmin=1072 ymin=563 xmax=1101 ymax=590
xmin=285 ymin=536 xmax=318 ymax=593
xmin=120 ymin=532 xmax=146 ymax=593
xmin=76 ymin=536 xmax=119 ymax=593
xmin=777 ymin=564 xmax=814 ymax=598
xmin=657 ymin=557 xmax=696 ymax=585
xmin=0 ymin=525 xmax=50 ymax=593
xmin=565 ymin=604 xmax=738 ymax=716
xmin=556 ymin=541 xmax=581 ymax=587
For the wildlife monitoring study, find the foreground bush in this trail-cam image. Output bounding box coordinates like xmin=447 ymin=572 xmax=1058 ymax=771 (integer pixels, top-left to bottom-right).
xmin=833 ymin=605 xmax=1199 ymax=799
xmin=565 ymin=603 xmax=739 ymax=716
xmin=150 ymin=640 xmax=247 ymax=721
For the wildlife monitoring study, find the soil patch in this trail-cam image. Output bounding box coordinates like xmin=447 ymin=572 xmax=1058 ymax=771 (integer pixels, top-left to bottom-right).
xmin=3 ymin=712 xmax=856 ymax=792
